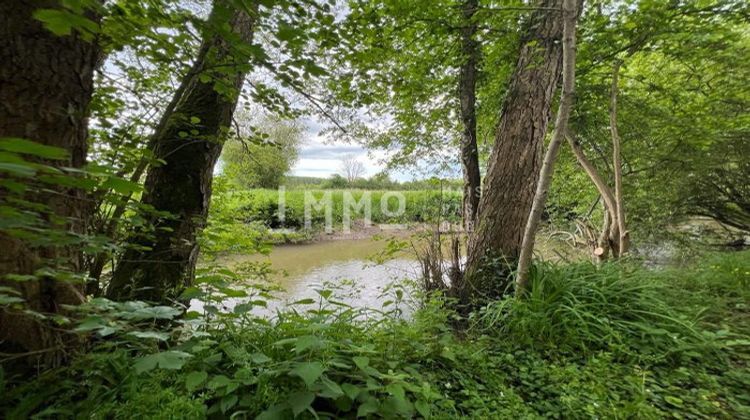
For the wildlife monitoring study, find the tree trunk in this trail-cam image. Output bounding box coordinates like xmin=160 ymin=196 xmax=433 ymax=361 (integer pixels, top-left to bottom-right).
xmin=609 ymin=60 xmax=629 ymax=256
xmin=0 ymin=1 xmax=101 ymax=358
xmin=458 ymin=0 xmax=569 ymax=301
xmin=516 ymin=0 xmax=579 ymax=294
xmin=458 ymin=0 xmax=482 ymax=232
xmin=106 ymin=2 xmax=256 ymax=302
xmin=86 ymin=61 xmax=197 ymax=294
xmin=566 ymin=133 xmax=618 ymax=261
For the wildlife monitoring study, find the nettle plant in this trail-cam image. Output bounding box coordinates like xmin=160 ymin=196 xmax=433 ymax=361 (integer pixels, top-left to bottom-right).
xmin=70 ymin=258 xmax=438 ymax=418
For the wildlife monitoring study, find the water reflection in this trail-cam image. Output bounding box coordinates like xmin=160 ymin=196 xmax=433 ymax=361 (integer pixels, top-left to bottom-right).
xmin=190 ymin=237 xmax=422 ymax=317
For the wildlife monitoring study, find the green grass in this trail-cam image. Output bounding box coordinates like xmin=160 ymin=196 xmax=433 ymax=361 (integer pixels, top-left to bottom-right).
xmin=2 ymin=251 xmax=749 ymax=418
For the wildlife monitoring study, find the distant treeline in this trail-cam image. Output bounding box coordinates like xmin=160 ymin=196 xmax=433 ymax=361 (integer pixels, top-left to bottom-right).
xmin=284 ymin=174 xmax=464 ymax=191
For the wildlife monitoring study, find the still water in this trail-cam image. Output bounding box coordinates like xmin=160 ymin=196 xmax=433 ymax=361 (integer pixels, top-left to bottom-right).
xmin=191 ymin=237 xmax=422 ymax=316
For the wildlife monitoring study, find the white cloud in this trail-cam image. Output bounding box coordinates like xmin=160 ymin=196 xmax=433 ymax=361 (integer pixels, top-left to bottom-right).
xmin=291 ymin=118 xmax=391 ymax=179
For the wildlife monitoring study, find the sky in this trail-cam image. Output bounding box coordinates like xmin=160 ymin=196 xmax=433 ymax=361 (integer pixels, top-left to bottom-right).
xmin=290 ymin=118 xmax=411 ymax=181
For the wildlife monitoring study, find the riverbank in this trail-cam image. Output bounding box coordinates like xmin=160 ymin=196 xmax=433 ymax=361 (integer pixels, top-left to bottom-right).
xmin=4 ymin=251 xmax=749 ymax=418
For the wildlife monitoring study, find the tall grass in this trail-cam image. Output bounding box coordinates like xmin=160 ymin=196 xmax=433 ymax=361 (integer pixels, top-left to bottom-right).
xmin=473 ymin=261 xmax=709 ymax=358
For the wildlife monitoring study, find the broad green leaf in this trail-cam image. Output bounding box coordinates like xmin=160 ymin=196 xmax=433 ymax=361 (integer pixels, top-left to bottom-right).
xmin=185 ymin=371 xmax=208 ymax=391
xmin=256 ymin=404 xmax=287 ymax=420
xmin=288 ymin=391 xmax=315 ymax=417
xmin=134 ymin=351 xmax=191 ymax=373
xmin=415 ymin=400 xmax=430 ymax=418
xmin=295 ymin=335 xmax=323 ymax=353
xmin=250 ymin=352 xmax=272 ymax=364
xmin=352 ymin=356 xmax=369 ymax=370
xmin=207 ymin=374 xmax=231 ymax=390
xmin=318 ymin=376 xmax=344 ymax=399
xmin=220 ymin=394 xmax=238 ymax=413
xmin=289 ymin=362 xmax=325 ymax=388
xmin=356 ymin=398 xmax=378 ymax=418
xmin=101 ymin=176 xmax=142 ymax=195
xmin=341 ymin=383 xmax=361 ymax=400
xmin=33 ymin=9 xmax=99 ymax=37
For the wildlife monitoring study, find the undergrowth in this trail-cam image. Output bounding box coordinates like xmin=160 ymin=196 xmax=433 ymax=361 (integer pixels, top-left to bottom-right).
xmin=1 ymin=251 xmax=748 ymax=419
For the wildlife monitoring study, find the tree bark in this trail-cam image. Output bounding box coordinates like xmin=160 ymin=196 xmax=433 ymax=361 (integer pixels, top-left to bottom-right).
xmin=0 ymin=1 xmax=102 ymax=357
xmin=458 ymin=0 xmax=482 ymax=232
xmin=566 ymin=133 xmax=618 ymax=261
xmin=86 ymin=63 xmax=196 ymax=293
xmin=458 ymin=0 xmax=571 ymax=302
xmin=609 ymin=60 xmax=629 ymax=257
xmin=106 ymin=2 xmax=256 ymax=302
xmin=516 ymin=0 xmax=579 ymax=294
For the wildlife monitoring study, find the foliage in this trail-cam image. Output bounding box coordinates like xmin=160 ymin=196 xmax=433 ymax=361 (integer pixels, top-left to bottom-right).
xmin=2 ymin=251 xmax=749 ymax=418
xmin=221 ymin=113 xmax=303 ymax=189
xmin=206 ymin=187 xmax=462 ymax=234
xmin=473 ymin=261 xmax=707 ymax=358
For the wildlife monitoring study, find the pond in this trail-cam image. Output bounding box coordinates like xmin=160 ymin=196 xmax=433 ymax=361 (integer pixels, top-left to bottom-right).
xmin=190 ymin=236 xmax=423 ymax=317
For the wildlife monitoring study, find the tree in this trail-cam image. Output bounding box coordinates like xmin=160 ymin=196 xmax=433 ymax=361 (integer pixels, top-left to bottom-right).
xmin=458 ymin=0 xmax=482 ymax=232
xmin=516 ymin=0 xmax=579 ymax=293
xmin=459 ymin=0 xmax=572 ymax=302
xmin=340 ymin=154 xmax=366 ymax=183
xmin=0 ymin=0 xmax=102 ymax=356
xmin=332 ymin=0 xmax=526 ymax=229
xmin=221 ymin=113 xmax=303 ymax=189
xmin=106 ymin=1 xmax=257 ymax=301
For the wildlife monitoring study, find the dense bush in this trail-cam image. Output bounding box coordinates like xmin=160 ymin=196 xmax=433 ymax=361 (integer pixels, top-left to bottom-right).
xmin=2 ymin=252 xmax=748 ymax=418
xmin=213 ymin=188 xmax=462 ymax=232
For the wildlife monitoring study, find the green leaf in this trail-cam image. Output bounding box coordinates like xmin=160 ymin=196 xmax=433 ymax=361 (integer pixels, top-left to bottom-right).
xmin=127 ymin=305 xmax=182 ymax=320
xmin=289 ymin=362 xmax=325 ymax=388
xmin=342 ymin=383 xmax=361 ymax=400
xmin=295 ymin=335 xmax=323 ymax=353
xmin=36 ymin=9 xmax=97 ymax=36
xmin=257 ymin=404 xmax=287 ymax=420
xmin=316 ymin=289 xmax=333 ymax=300
xmin=415 ymin=400 xmax=430 ymax=418
xmin=185 ymin=371 xmax=208 ymax=391
xmin=0 ymin=163 xmax=37 ymax=177
xmin=0 ymin=294 xmax=24 ymax=305
xmin=102 ymin=176 xmax=142 ymax=195
xmin=250 ymin=352 xmax=272 ymax=364
xmin=352 ymin=356 xmax=369 ymax=370
xmin=357 ymin=398 xmax=379 ymax=418
xmin=207 ymin=374 xmax=231 ymax=390
xmin=386 ymin=383 xmax=405 ymax=401
xmin=319 ymin=376 xmax=344 ymax=399
xmin=220 ymin=394 xmax=238 ymax=413
xmin=134 ymin=351 xmax=192 ymax=373
xmin=288 ymin=391 xmax=315 ymax=417
xmin=128 ymin=331 xmax=169 ymax=341
xmin=292 ymin=298 xmax=316 ymax=305
xmin=0 ymin=138 xmax=67 ymax=159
